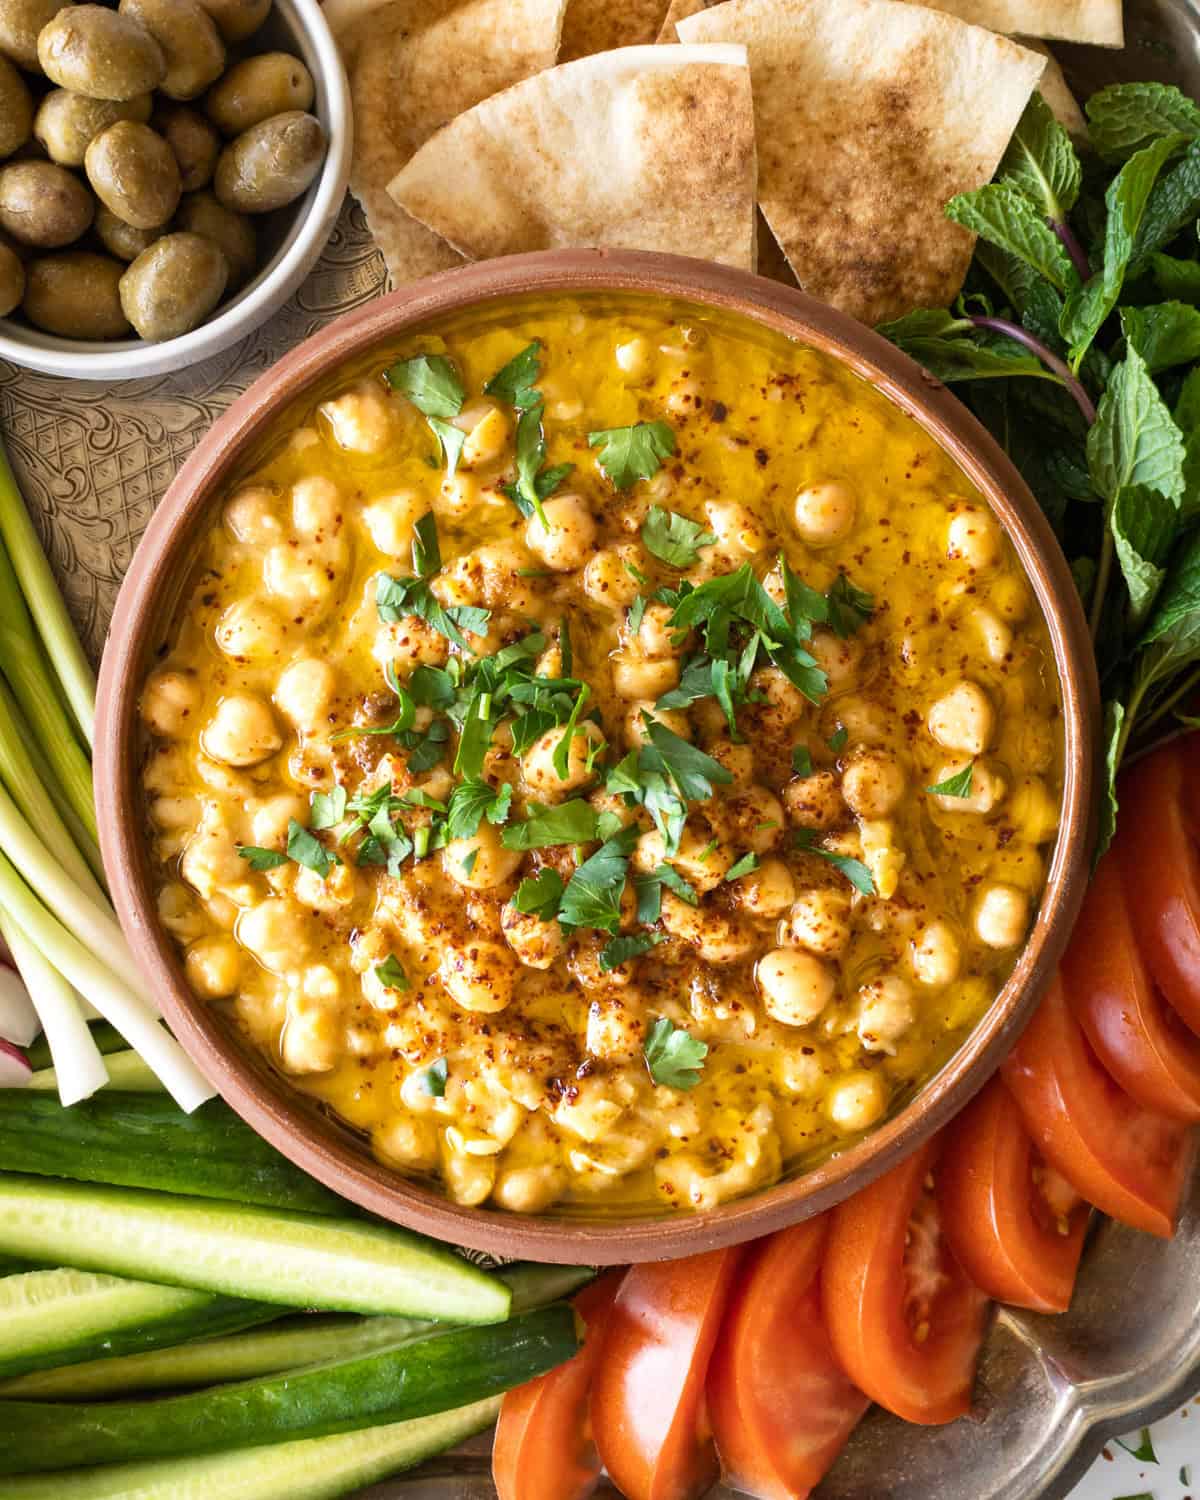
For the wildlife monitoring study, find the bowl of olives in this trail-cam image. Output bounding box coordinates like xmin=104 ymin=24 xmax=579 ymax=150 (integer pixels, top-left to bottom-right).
xmin=0 ymin=0 xmax=351 ymax=379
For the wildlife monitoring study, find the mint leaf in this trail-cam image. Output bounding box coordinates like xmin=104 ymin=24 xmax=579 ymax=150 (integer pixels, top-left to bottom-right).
xmin=236 ymin=844 xmax=288 ymax=871
xmin=642 ymin=506 xmax=716 ymax=568
xmin=877 ymin=308 xmax=1054 ymax=383
xmin=1096 ymin=698 xmax=1124 ymax=865
xmin=484 ymin=340 xmax=542 ymax=409
xmin=502 ymin=799 xmax=613 ymax=850
xmin=794 ymin=829 xmax=875 ymax=896
xmin=375 ymin=954 xmax=410 ymax=990
xmin=998 ymin=92 xmax=1081 ymax=222
xmin=287 ymin=819 xmax=339 ymax=878
xmin=1121 ymin=301 xmax=1200 ymax=373
xmin=1151 ymin=249 xmax=1200 ymax=303
xmin=599 ymin=932 xmax=663 ymax=972
xmin=1176 ymin=367 xmax=1200 ymax=521
xmin=1138 ymin=525 xmax=1200 ymax=667
xmin=1112 ymin=483 xmax=1178 ymax=624
xmin=589 ymin=421 xmax=676 ymax=489
xmin=416 ymin=1057 xmax=448 ymax=1097
xmin=1087 ymin=345 xmax=1185 ymax=504
xmin=1086 ymin=81 xmax=1200 ymax=164
xmin=947 ymin=183 xmax=1078 ymax=294
xmin=384 ymin=355 xmax=464 ymax=420
xmin=310 ymin=786 xmax=347 ymax=830
xmin=512 ymin=867 xmax=565 ymax=920
xmin=1131 ymin=139 xmax=1200 ymax=264
xmin=643 ymin=1016 xmax=707 ymax=1090
xmin=926 ymin=763 xmax=974 ymax=797
xmin=559 ymin=829 xmax=637 ymax=933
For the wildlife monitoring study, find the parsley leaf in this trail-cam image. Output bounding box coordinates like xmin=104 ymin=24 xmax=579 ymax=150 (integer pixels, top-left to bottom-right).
xmin=236 ymin=844 xmax=288 ymax=871
xmin=589 ymin=421 xmax=676 ymax=489
xmin=643 ymin=1016 xmax=708 ymax=1090
xmin=792 ymin=744 xmax=814 ymax=777
xmin=642 ymin=506 xmax=716 ymax=568
xmin=926 ymin=763 xmax=975 ymax=797
xmin=600 ymin=932 xmax=663 ymax=972
xmin=1114 ymin=1428 xmax=1157 ymax=1463
xmin=824 ymin=574 xmax=875 ymax=637
xmin=416 ymin=1057 xmax=448 ymax=1097
xmin=375 ymin=571 xmax=490 ymax=652
xmin=286 ymin=819 xmax=340 ymax=879
xmin=375 ymin=954 xmax=411 ymax=991
xmin=426 ymin=417 xmax=466 ymax=477
xmin=484 ymin=341 xmax=542 ymax=408
xmin=411 ymin=512 xmax=441 ymax=577
xmin=310 ymin=786 xmax=347 ymax=830
xmin=559 ymin=828 xmax=637 ymax=933
xmin=512 ymin=867 xmax=566 ymax=920
xmin=725 ymin=852 xmax=760 ymax=881
xmin=794 ymin=829 xmax=875 ymax=895
xmin=446 ymin=780 xmax=512 ymax=840
xmin=384 ymin=355 xmax=465 ymax=419
xmin=828 ymin=726 xmax=848 ymax=753
xmin=502 ymin=799 xmax=618 ymax=851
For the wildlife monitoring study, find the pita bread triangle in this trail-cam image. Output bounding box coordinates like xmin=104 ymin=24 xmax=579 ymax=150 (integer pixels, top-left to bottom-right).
xmin=560 ymin=0 xmax=674 ymax=58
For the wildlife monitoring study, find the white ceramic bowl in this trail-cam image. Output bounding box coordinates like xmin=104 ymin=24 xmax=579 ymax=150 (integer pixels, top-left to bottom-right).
xmin=0 ymin=0 xmax=352 ymax=382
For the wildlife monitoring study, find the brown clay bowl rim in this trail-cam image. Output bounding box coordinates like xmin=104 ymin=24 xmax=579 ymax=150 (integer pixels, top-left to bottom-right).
xmin=95 ymin=249 xmax=1099 ymax=1264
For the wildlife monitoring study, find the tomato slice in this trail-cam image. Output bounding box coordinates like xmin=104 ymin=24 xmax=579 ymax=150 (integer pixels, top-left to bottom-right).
xmin=708 ymin=1217 xmax=869 ymax=1500
xmin=493 ymin=1273 xmax=624 ymax=1500
xmin=937 ymin=1077 xmax=1088 ymax=1314
xmin=1064 ymin=847 xmax=1200 ymax=1121
xmin=1001 ymin=974 xmax=1193 ymax=1239
xmin=590 ymin=1247 xmax=744 ymax=1500
xmin=1119 ymin=740 xmax=1200 ymax=1036
xmin=821 ymin=1137 xmax=990 ymax=1426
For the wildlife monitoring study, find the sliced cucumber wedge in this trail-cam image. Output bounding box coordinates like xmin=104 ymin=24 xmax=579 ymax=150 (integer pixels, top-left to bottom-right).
xmin=29 ymin=1051 xmax=161 ymax=1093
xmin=2 ymin=1393 xmax=501 ymax=1500
xmin=0 ymin=1268 xmax=277 ymax=1380
xmin=0 ymin=1177 xmax=511 ymax=1321
xmin=0 ymin=1304 xmax=576 ymax=1474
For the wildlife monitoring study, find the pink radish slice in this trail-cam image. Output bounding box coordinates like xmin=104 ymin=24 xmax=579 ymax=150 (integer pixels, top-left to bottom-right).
xmin=0 ymin=1039 xmax=31 ymax=1086
xmin=0 ymin=963 xmax=38 ymax=1047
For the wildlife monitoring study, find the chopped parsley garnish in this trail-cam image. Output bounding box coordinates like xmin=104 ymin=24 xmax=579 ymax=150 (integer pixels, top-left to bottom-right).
xmin=286 ymin=819 xmax=340 ymax=878
xmin=634 ymin=863 xmax=698 ymax=924
xmin=589 ymin=421 xmax=676 ymax=489
xmin=824 ymin=574 xmax=875 ymax=638
xmin=416 ymin=1057 xmax=448 ymax=1097
xmin=599 ymin=932 xmax=663 ymax=972
xmin=426 ymin=417 xmax=466 ymax=477
xmin=445 ymin=780 xmax=513 ymax=840
xmin=309 ymin=786 xmax=347 ymax=830
xmin=558 ymin=828 xmax=638 ymax=933
xmin=605 ymin=717 xmax=731 ymax=855
xmin=485 ymin=341 xmax=573 ymax=526
xmin=641 ymin=505 xmax=716 ymax=568
xmin=794 ymin=829 xmax=875 ymax=896
xmin=643 ymin=1016 xmax=708 ymax=1090
xmin=724 ymin=852 xmax=760 ymax=881
xmin=375 ymin=954 xmax=410 ymax=990
xmin=512 ymin=867 xmax=566 ymax=920
xmin=828 ymin=725 xmax=849 ymax=753
xmin=384 ymin=354 xmax=464 ymax=420
xmin=236 ymin=844 xmax=288 ymax=871
xmin=792 ymin=744 xmax=814 ymax=777
xmin=502 ymin=799 xmax=620 ymax=851
xmin=926 ymin=763 xmax=975 ymax=798
xmin=484 ymin=341 xmax=542 ymax=409
xmin=375 ymin=516 xmax=491 ymax=654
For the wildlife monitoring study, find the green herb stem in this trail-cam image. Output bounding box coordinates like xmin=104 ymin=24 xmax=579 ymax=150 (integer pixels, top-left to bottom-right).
xmin=1130 ymin=661 xmax=1200 ymax=742
xmin=966 ymin=315 xmax=1097 ymax=425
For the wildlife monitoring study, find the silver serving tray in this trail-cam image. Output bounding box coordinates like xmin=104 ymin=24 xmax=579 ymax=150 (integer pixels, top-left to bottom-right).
xmin=3 ymin=3 xmax=1199 ymax=1493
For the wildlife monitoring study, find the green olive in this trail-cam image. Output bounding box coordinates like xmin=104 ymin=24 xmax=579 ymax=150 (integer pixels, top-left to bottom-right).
xmin=34 ymin=89 xmax=152 ymax=167
xmin=0 ymin=0 xmax=70 ymax=70
xmin=204 ymin=52 xmax=313 ymax=137
xmin=119 ymin=229 xmax=226 ymax=339
xmin=0 ymin=160 xmax=93 ymax=247
xmin=0 ymin=54 xmax=32 ymax=161
xmin=118 ymin=0 xmax=223 ymax=102
xmin=155 ymin=102 xmax=218 ymax=191
xmin=23 ymin=250 xmax=130 ymax=338
xmin=193 ymin=0 xmax=267 ymax=44
xmin=85 ymin=120 xmax=180 ymax=229
xmin=175 ymin=187 xmax=253 ymax=289
xmin=38 ymin=5 xmax=166 ymax=102
xmin=213 ymin=109 xmax=324 ymax=215
xmin=94 ymin=203 xmax=161 ymax=260
xmin=0 ymin=239 xmax=23 ymax=316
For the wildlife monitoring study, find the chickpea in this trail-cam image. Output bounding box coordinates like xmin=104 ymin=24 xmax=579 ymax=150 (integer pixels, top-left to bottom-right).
xmin=704 ymin=499 xmax=766 ymax=556
xmin=732 ymin=856 xmax=795 ymax=917
xmin=793 ymin=480 xmax=857 ymax=546
xmin=1010 ymin=775 xmax=1060 ymax=844
xmin=827 ymin=1070 xmax=887 ymax=1132
xmin=373 ymin=615 xmax=449 ymax=673
xmin=841 ymin=748 xmax=906 ymax=819
xmin=634 ymin=824 xmax=732 ymax=893
xmin=439 ymin=940 xmax=516 ymax=1013
xmin=705 ymin=737 xmax=756 ymax=787
xmin=611 ymin=649 xmax=679 ymax=701
xmin=280 ymin=1002 xmax=339 ymax=1074
xmin=586 ymin=993 xmax=645 ymax=1061
xmin=785 ymin=886 xmax=852 ymax=958
xmin=974 ymin=882 xmax=1030 ymax=949
xmin=525 ymin=493 xmax=597 ymax=572
xmin=856 ymin=976 xmax=915 ymax=1054
xmin=274 ymin=658 xmax=336 ymax=733
xmin=715 ymin=784 xmax=786 ymax=854
xmin=784 ymin=770 xmax=845 ymax=830
xmin=493 ymin=1163 xmax=564 ymax=1214
xmin=140 ymin=669 xmax=201 ymax=738
xmin=830 ymin=695 xmax=888 ymax=745
xmin=263 ymin=544 xmax=336 ymax=612
xmin=224 ymin=484 xmax=280 ymax=544
xmin=931 ymin=759 xmax=1006 ymax=815
xmin=442 ymin=1148 xmax=497 ymax=1206
xmin=362 ymin=490 xmax=423 ymax=557
xmin=501 ymin=902 xmax=565 ymax=969
xmin=757 ymin=947 xmax=835 ymax=1026
xmin=911 ymin=920 xmax=961 ymax=987
xmin=375 ymin=1115 xmax=438 ymax=1173
xmin=972 ymin=606 xmax=1012 ymax=665
xmin=583 ymin=545 xmax=643 ymax=608
xmin=184 ymin=934 xmax=241 ymax=997
xmin=201 ymin=694 xmax=281 ymax=766
xmin=748 ymin=665 xmax=807 ymax=735
xmin=250 ymin=793 xmax=306 ymax=847
xmin=457 ymin=401 xmax=508 ymax=468
xmin=623 ymin=700 xmax=691 ymax=748
xmin=522 ymin=718 xmax=604 ymax=799
xmin=237 ymin=897 xmax=306 ymax=973
xmin=991 ymin=573 xmax=1031 ymax=622
xmin=809 ymin=628 xmax=862 ymax=688
xmin=947 ymin=507 xmax=1001 ymax=570
xmin=615 ymin=334 xmax=651 ymax=378
xmin=437 ymin=470 xmax=482 ymax=517
xmin=928 ymin=681 xmax=994 ymax=756
xmin=318 ymin=381 xmax=396 ymax=455
xmin=660 ymin=892 xmax=756 ymax=964
xmin=214 ymin=600 xmax=285 ymax=660
xmin=443 ymin=823 xmax=522 ymax=891
xmin=294 ymin=862 xmax=357 ymax=912
xmin=291 ymin=476 xmax=341 ymax=538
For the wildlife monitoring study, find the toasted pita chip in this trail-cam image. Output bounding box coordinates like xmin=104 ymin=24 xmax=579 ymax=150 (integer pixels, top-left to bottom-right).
xmin=678 ymin=0 xmax=1045 ymax=325
xmin=913 ymin=0 xmax=1121 ymax=47
xmin=1020 ymin=39 xmax=1087 ymax=137
xmin=325 ymin=0 xmax=565 ymax=285
xmin=657 ymin=0 xmax=706 ymax=40
xmin=561 ymin=0 xmax=672 ymax=59
xmin=389 ymin=45 xmax=757 ymax=272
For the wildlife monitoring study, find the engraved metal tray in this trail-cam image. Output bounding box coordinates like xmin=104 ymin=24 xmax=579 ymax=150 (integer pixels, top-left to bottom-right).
xmin=3 ymin=3 xmax=1199 ymax=1495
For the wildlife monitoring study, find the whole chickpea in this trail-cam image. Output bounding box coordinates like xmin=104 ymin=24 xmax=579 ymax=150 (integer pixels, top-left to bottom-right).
xmin=947 ymin=507 xmax=1001 ymax=570
xmin=928 ymin=681 xmax=995 ymax=757
xmin=525 ymin=494 xmax=597 ymax=572
xmin=522 ymin=719 xmax=604 ymax=799
xmin=201 ymin=694 xmax=281 ymax=767
xmin=974 ymin=882 xmax=1030 ymax=949
xmin=785 ymin=886 xmax=852 ymax=958
xmin=784 ymin=771 xmax=846 ymax=830
xmin=141 ymin=670 xmax=202 ymax=739
xmin=856 ymin=976 xmax=915 ymax=1054
xmin=439 ymin=940 xmax=517 ymax=1013
xmin=827 ymin=1070 xmax=887 ymax=1132
xmin=841 ymin=748 xmax=906 ymax=819
xmin=443 ymin=824 xmax=522 ymax=891
xmin=911 ymin=920 xmax=961 ymax=987
xmin=793 ymin=480 xmax=857 ymax=546
xmin=184 ymin=934 xmax=241 ymax=998
xmin=757 ymin=947 xmax=835 ymax=1026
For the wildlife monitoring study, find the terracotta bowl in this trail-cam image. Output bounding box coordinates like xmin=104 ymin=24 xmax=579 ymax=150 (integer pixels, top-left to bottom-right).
xmin=95 ymin=249 xmax=1099 ymax=1264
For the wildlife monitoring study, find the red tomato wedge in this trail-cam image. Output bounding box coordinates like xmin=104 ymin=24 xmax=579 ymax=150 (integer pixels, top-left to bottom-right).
xmin=1001 ymin=974 xmax=1194 ymax=1239
xmin=822 ymin=1137 xmax=989 ymax=1426
xmin=591 ymin=1247 xmax=744 ymax=1500
xmin=1064 ymin=847 xmax=1200 ymax=1120
xmin=1119 ymin=740 xmax=1200 ymax=1036
xmin=493 ymin=1273 xmax=623 ymax=1500
xmin=708 ymin=1217 xmax=869 ymax=1500
xmin=937 ymin=1078 xmax=1089 ymax=1314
